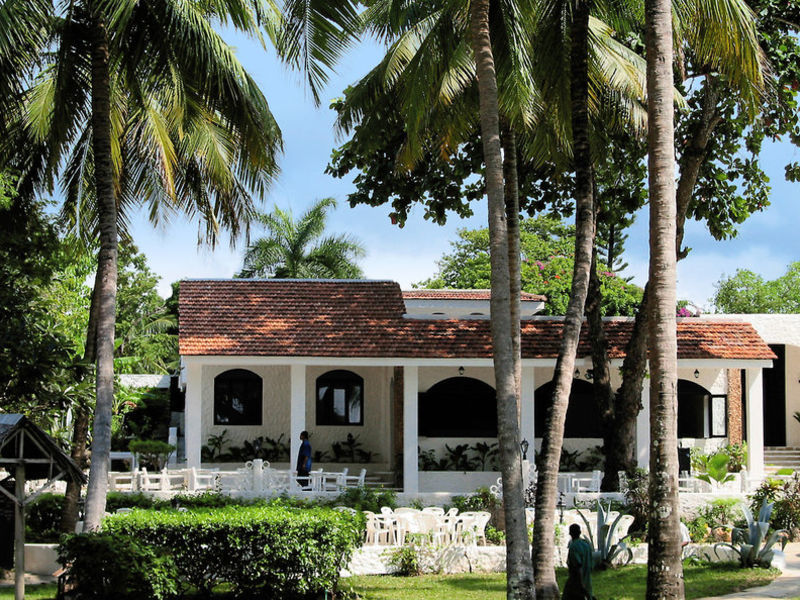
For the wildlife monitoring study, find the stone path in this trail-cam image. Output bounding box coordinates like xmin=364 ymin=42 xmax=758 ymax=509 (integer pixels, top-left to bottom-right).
xmin=698 ymin=542 xmax=800 ymax=600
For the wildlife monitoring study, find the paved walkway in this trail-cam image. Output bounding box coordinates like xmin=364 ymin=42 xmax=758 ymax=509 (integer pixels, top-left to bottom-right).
xmin=698 ymin=542 xmax=800 ymax=600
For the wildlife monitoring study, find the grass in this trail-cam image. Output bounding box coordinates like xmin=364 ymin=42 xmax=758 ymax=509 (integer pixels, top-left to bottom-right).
xmin=0 ymin=564 xmax=779 ymax=600
xmin=344 ymin=563 xmax=779 ymax=600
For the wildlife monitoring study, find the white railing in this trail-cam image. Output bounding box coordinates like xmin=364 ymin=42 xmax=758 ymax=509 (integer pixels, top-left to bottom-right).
xmin=107 ymin=460 xmax=367 ymax=496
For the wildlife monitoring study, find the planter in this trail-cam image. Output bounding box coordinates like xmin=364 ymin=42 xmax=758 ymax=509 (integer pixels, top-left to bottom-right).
xmin=24 ymin=543 xmax=59 ymax=576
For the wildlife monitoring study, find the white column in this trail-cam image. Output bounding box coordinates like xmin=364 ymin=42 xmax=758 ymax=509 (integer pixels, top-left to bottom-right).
xmin=636 ymin=378 xmax=651 ymax=468
xmin=520 ymin=367 xmax=536 ymax=462
xmin=290 ymin=364 xmax=307 ymax=472
xmin=746 ymin=368 xmax=765 ymax=477
xmin=403 ymin=365 xmax=419 ymax=495
xmin=184 ymin=361 xmax=202 ymax=468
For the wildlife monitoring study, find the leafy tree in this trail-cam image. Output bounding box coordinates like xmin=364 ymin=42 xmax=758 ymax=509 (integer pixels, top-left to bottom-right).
xmin=419 ymin=217 xmax=643 ymax=315
xmin=713 ymin=263 xmax=800 ymax=313
xmin=0 ymin=175 xmax=89 ymax=431
xmin=238 ymin=198 xmax=365 ymax=279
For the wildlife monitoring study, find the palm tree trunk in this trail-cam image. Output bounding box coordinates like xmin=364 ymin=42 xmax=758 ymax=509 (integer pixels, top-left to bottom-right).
xmin=60 ymin=270 xmax=101 ymax=533
xmin=82 ymin=8 xmax=119 ymax=532
xmin=502 ymin=125 xmax=522 ymax=409
xmin=468 ymin=3 xmax=533 ymax=599
xmin=532 ymin=1 xmax=594 ymax=596
xmin=644 ymin=0 xmax=684 ymax=591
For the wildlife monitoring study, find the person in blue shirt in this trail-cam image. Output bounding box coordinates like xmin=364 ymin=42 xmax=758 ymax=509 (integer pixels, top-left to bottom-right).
xmin=296 ymin=430 xmax=312 ymax=488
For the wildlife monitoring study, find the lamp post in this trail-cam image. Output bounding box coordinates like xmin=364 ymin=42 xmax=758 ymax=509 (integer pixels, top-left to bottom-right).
xmin=557 ymin=491 xmax=566 ymax=524
xmin=520 ymin=438 xmax=529 ymax=461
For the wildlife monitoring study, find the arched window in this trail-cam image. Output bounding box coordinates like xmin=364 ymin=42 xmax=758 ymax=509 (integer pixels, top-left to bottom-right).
xmin=678 ymin=379 xmax=726 ymax=438
xmin=418 ymin=377 xmax=497 ymax=437
xmin=317 ymin=370 xmax=364 ymax=426
xmin=534 ymin=379 xmax=602 ymax=438
xmin=214 ymin=369 xmax=262 ymax=425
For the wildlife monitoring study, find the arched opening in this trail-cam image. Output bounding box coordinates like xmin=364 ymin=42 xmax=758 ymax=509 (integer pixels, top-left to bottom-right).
xmin=214 ymin=369 xmax=262 ymax=425
xmin=534 ymin=379 xmax=602 ymax=438
xmin=678 ymin=379 xmax=726 ymax=438
xmin=419 ymin=377 xmax=497 ymax=437
xmin=316 ymin=370 xmax=364 ymax=425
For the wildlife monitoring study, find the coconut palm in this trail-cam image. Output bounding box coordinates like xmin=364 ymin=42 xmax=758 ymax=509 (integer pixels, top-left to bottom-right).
xmin=644 ymin=0 xmax=684 ymax=594
xmin=238 ymin=198 xmax=365 ymax=279
xmin=0 ymin=0 xmax=361 ymax=530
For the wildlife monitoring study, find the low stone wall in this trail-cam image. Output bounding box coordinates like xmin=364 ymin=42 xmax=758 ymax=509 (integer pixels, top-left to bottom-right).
xmin=24 ymin=544 xmax=59 ymax=576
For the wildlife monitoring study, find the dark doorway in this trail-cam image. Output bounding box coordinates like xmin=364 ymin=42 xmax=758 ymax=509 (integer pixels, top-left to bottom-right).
xmin=763 ymin=344 xmax=786 ymax=446
xmin=534 ymin=379 xmax=602 ymax=438
xmin=418 ymin=377 xmax=497 ymax=437
xmin=677 ymin=380 xmax=710 ymax=438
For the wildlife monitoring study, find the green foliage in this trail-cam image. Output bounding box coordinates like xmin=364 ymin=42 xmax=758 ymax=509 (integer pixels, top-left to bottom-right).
xmin=418 ymin=217 xmax=643 ymax=316
xmin=699 ymin=498 xmax=742 ymax=528
xmin=622 ymin=469 xmax=649 ymax=538
xmin=684 ymin=516 xmax=711 ymax=543
xmin=695 ymin=452 xmax=737 ymax=487
xmin=576 ymin=502 xmax=633 ymax=569
xmin=449 ymin=488 xmax=500 ymax=516
xmin=202 ymin=429 xmax=231 ymax=462
xmin=27 ymin=493 xmax=66 ymax=543
xmin=238 ymin=198 xmax=365 ymax=279
xmin=226 ymin=434 xmax=291 ymax=463
xmin=332 ymin=486 xmax=398 ymax=513
xmin=58 ymin=533 xmax=178 ymax=600
xmin=485 ymin=525 xmax=506 ymax=546
xmin=99 ymin=506 xmax=363 ymax=597
xmin=113 ymin=386 xmax=171 ymax=450
xmin=129 ymin=439 xmax=176 ymax=471
xmin=714 ymin=500 xmax=789 ymax=568
xmin=713 ymin=262 xmax=800 ymax=313
xmin=750 ymin=474 xmax=800 ymax=537
xmin=386 ymin=541 xmax=423 ymax=576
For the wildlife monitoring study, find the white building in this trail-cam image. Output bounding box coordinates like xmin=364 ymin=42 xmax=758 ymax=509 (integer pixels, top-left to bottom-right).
xmin=178 ymin=279 xmax=776 ymax=494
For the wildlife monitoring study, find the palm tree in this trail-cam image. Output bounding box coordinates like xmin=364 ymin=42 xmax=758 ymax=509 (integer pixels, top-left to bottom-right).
xmin=0 ymin=0 xmax=361 ymax=530
xmin=238 ymin=198 xmax=365 ymax=278
xmin=644 ymin=0 xmax=684 ymax=593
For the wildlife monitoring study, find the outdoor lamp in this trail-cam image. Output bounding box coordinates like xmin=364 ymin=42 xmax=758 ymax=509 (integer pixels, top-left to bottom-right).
xmin=458 ymin=366 xmax=465 ymax=376
xmin=694 ymin=369 xmax=700 ymax=379
xmin=557 ymin=492 xmax=566 ymax=524
xmin=585 ymin=369 xmax=593 ymax=380
xmin=520 ymin=438 xmax=529 ymax=461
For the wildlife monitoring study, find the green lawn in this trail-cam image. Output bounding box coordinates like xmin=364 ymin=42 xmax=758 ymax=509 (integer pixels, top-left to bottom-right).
xmin=0 ymin=564 xmax=779 ymax=600
xmin=345 ymin=563 xmax=779 ymax=600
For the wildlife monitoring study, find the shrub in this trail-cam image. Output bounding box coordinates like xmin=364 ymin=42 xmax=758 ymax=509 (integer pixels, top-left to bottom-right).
xmin=623 ymin=468 xmax=649 ymax=537
xmin=27 ymin=493 xmax=65 ymax=543
xmin=386 ymin=541 xmax=423 ymax=576
xmin=105 ymin=492 xmax=168 ymax=512
xmin=450 ymin=487 xmax=499 ymax=514
xmin=751 ymin=474 xmax=800 ymax=538
xmin=129 ymin=439 xmax=176 ymax=471
xmin=332 ymin=486 xmax=397 ymax=513
xmin=699 ymin=498 xmax=742 ymax=528
xmin=58 ymin=533 xmax=178 ymax=600
xmin=102 ymin=505 xmax=363 ymax=598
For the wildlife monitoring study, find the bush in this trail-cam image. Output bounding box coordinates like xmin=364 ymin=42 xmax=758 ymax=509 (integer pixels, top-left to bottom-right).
xmin=699 ymin=498 xmax=741 ymax=528
xmin=102 ymin=505 xmax=364 ymax=598
xmin=623 ymin=468 xmax=649 ymax=538
xmin=105 ymin=492 xmax=168 ymax=512
xmin=450 ymin=487 xmax=499 ymax=514
xmin=27 ymin=493 xmax=65 ymax=543
xmin=332 ymin=486 xmax=397 ymax=513
xmin=750 ymin=474 xmax=800 ymax=538
xmin=58 ymin=533 xmax=178 ymax=600
xmin=129 ymin=439 xmax=176 ymax=471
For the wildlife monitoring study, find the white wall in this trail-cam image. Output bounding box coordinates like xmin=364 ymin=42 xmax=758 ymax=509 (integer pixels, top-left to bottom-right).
xmin=201 ymin=365 xmax=290 ymax=450
xmin=304 ymin=365 xmax=393 ymax=462
xmin=786 ymin=345 xmax=800 ymax=446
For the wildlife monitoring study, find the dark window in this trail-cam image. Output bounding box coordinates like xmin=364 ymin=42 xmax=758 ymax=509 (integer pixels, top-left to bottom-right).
xmin=214 ymin=369 xmax=262 ymax=425
xmin=317 ymin=370 xmax=364 ymax=426
xmin=419 ymin=377 xmax=497 ymax=437
xmin=677 ymin=379 xmax=711 ymax=438
xmin=534 ymin=379 xmax=602 ymax=438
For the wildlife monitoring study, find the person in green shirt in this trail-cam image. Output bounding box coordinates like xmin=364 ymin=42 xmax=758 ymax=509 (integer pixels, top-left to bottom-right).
xmin=563 ymin=523 xmax=594 ymax=600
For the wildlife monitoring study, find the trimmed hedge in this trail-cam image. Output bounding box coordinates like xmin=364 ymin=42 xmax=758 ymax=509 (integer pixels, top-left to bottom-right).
xmin=61 ymin=506 xmax=364 ymax=598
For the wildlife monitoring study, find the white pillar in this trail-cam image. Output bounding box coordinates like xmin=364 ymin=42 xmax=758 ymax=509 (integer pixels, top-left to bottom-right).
xmin=636 ymin=378 xmax=651 ymax=468
xmin=290 ymin=364 xmax=307 ymax=472
xmin=403 ymin=366 xmax=419 ymax=495
xmin=184 ymin=361 xmax=202 ymax=468
xmin=521 ymin=367 xmax=536 ymax=463
xmin=746 ymin=368 xmax=765 ymax=477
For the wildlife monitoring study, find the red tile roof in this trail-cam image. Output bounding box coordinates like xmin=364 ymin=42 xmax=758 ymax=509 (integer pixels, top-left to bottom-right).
xmin=179 ymin=280 xmax=775 ymax=360
xmin=402 ymin=289 xmax=546 ymax=302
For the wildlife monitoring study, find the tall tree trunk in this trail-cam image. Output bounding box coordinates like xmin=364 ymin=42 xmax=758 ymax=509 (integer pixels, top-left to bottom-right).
xmin=532 ymin=1 xmax=595 ymax=596
xmin=586 ymin=248 xmax=619 ymax=491
xmin=468 ymin=3 xmax=533 ymax=599
xmin=644 ymin=0 xmax=684 ymax=591
xmin=60 ymin=271 xmax=102 ymax=533
xmin=612 ymin=82 xmax=721 ymax=474
xmin=82 ymin=9 xmax=119 ymax=532
xmin=502 ymin=125 xmax=522 ymax=411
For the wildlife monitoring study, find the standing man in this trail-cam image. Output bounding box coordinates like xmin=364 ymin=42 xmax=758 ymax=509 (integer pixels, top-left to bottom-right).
xmin=562 ymin=523 xmax=594 ymax=600
xmin=296 ymin=431 xmax=312 ymax=489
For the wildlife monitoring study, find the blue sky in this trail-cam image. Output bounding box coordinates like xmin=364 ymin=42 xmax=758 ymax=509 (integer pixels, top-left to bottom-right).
xmin=130 ymin=30 xmax=800 ymax=311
